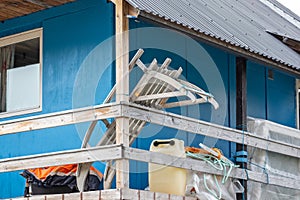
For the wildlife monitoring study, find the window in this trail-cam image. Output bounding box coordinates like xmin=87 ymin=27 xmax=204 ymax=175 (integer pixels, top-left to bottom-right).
xmin=0 ymin=28 xmax=42 ymax=117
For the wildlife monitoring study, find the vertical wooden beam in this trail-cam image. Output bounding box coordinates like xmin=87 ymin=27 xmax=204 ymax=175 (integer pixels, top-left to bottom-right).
xmin=236 ymin=57 xmax=247 ymax=200
xmin=115 ymin=0 xmax=130 ymax=189
xmin=0 ymin=61 xmax=7 ymax=112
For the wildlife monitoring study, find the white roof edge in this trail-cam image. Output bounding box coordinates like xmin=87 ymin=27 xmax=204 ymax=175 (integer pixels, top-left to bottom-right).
xmin=260 ymin=0 xmax=300 ymax=29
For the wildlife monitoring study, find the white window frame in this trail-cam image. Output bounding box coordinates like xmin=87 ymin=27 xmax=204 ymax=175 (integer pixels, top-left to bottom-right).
xmin=0 ymin=28 xmax=43 ymax=118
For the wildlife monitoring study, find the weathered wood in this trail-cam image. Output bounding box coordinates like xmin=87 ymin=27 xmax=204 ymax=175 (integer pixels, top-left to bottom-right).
xmin=123 ymin=147 xmax=300 ymax=190
xmin=0 ymin=144 xmax=122 ymax=173
xmin=81 ymin=121 xmax=97 ymax=148
xmin=10 ymin=189 xmax=197 ymax=200
xmin=78 ymin=50 xmax=145 ymax=185
xmin=121 ymin=103 xmax=300 ymax=158
xmin=0 ymin=103 xmax=120 ymax=136
xmin=163 ymin=98 xmax=207 ymax=108
xmin=103 ymin=49 xmax=144 ymax=104
xmin=176 ymin=78 xmax=219 ymax=109
xmin=123 ymin=189 xmax=197 ymax=200
xmin=2 ymin=144 xmax=299 ymax=190
xmin=0 ymin=1 xmax=74 ymax=22
xmin=135 ymin=91 xmax=185 ymax=101
xmin=136 ymin=58 xmax=148 ymax=71
xmin=102 ymin=59 xmax=184 ymax=188
xmin=115 ymin=0 xmax=130 ymax=189
xmin=236 ymin=56 xmax=247 ymax=200
xmin=0 ymin=28 xmax=42 ymax=47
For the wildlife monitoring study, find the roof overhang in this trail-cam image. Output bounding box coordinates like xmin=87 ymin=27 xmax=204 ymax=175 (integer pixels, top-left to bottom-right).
xmin=138 ymin=11 xmax=300 ymax=77
xmin=267 ymin=30 xmax=300 ymax=54
xmin=0 ymin=0 xmax=75 ymax=22
xmin=125 ymin=0 xmax=300 ymax=77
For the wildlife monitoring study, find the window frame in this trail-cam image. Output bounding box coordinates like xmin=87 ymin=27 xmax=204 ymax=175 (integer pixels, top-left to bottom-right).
xmin=0 ymin=28 xmax=43 ymax=118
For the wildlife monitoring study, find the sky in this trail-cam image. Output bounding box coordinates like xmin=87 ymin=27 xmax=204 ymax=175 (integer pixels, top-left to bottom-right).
xmin=276 ymin=0 xmax=300 ymax=17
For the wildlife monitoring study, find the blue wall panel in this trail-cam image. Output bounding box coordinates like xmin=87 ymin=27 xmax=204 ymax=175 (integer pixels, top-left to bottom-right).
xmin=0 ymin=1 xmax=297 ymax=197
xmin=267 ymin=70 xmax=296 ymax=128
xmin=247 ymin=61 xmax=267 ymax=119
xmin=128 ymin=19 xmax=297 ymax=191
xmin=0 ymin=0 xmax=114 ymax=198
xmin=128 ymin=19 xmax=235 ymax=190
xmin=247 ymin=61 xmax=296 ymax=128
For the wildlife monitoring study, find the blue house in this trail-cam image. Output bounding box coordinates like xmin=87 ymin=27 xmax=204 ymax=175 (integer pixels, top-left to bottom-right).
xmin=0 ymin=0 xmax=299 ymax=199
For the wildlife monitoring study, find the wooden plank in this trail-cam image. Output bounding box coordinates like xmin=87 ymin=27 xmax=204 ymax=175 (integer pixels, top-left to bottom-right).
xmin=15 ymin=1 xmax=44 ymax=11
xmin=0 ymin=103 xmax=120 ymax=136
xmin=115 ymin=0 xmax=130 ymax=189
xmin=25 ymin=0 xmax=55 ymax=8
xmin=163 ymin=98 xmax=207 ymax=108
xmin=136 ymin=58 xmax=148 ymax=71
xmin=123 ymin=147 xmax=300 ymax=190
xmin=103 ymin=60 xmax=184 ymax=189
xmin=176 ymin=79 xmax=219 ymax=109
xmin=41 ymin=194 xmax=62 ymax=200
xmin=0 ymin=28 xmax=42 ymax=48
xmin=77 ymin=49 xmax=142 ymax=189
xmin=148 ymin=70 xmax=197 ymax=101
xmin=103 ymin=49 xmax=144 ymax=104
xmin=11 ymin=189 xmax=197 ymax=200
xmin=121 ymin=103 xmax=300 ymax=158
xmin=81 ymin=121 xmax=97 ymax=148
xmin=135 ymin=91 xmax=185 ymax=101
xmin=122 ymin=188 xmax=197 ymax=200
xmin=62 ymin=192 xmax=82 ymax=200
xmin=0 ymin=145 xmax=122 ymax=173
xmin=236 ymin=56 xmax=247 ymax=199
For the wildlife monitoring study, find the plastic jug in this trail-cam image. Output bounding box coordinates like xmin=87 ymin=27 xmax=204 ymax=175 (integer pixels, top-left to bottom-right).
xmin=149 ymin=138 xmax=187 ymax=196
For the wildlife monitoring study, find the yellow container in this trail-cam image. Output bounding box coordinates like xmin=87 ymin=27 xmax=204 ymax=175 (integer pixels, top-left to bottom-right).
xmin=149 ymin=139 xmax=187 ymax=196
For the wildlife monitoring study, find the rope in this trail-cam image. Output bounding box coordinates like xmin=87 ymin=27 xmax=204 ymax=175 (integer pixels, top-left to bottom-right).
xmin=236 ymin=124 xmax=247 ymax=200
xmin=203 ymin=174 xmax=222 ymax=200
xmin=265 ymin=135 xmax=270 ymax=184
xmin=248 ymin=133 xmax=270 ymax=185
xmin=186 ymin=150 xmax=238 ymax=199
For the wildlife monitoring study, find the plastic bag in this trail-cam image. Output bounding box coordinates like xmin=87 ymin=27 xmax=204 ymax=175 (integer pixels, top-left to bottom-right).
xmin=186 ymin=171 xmax=244 ymax=200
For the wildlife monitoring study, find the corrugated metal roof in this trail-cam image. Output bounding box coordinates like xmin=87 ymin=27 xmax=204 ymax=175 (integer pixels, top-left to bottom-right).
xmin=126 ymin=0 xmax=300 ymax=70
xmin=267 ymin=0 xmax=300 ymax=22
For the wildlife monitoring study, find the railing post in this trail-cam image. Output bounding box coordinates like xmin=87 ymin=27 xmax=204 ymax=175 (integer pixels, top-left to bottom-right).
xmin=115 ymin=0 xmax=130 ymax=189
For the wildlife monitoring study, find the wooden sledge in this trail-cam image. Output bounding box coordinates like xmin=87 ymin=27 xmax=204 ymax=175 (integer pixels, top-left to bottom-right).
xmin=76 ymin=49 xmax=219 ymax=191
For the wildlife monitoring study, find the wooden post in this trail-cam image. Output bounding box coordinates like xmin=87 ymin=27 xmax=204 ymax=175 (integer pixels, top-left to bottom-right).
xmin=0 ymin=61 xmax=7 ymax=112
xmin=236 ymin=57 xmax=247 ymax=200
xmin=115 ymin=0 xmax=130 ymax=189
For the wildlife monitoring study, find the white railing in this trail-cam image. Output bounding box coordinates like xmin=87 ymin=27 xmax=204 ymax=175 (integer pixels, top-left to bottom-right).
xmin=0 ymin=102 xmax=299 ymax=194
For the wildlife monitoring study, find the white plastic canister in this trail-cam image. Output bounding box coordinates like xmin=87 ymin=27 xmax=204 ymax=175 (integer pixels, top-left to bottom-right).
xmin=149 ymin=138 xmax=187 ymax=196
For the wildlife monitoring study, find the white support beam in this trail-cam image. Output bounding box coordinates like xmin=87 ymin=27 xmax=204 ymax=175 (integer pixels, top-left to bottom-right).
xmin=163 ymin=98 xmax=207 ymax=108
xmin=115 ymin=0 xmax=130 ymax=189
xmin=135 ymin=91 xmax=185 ymax=101
xmin=1 ymin=144 xmax=299 ymax=190
xmin=0 ymin=145 xmax=122 ymax=173
xmin=0 ymin=103 xmax=121 ymax=136
xmin=121 ymin=103 xmax=300 ymax=158
xmin=123 ymin=147 xmax=300 ymax=190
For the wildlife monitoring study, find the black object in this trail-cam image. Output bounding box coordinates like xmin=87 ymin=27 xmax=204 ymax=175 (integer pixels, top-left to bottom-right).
xmin=21 ymin=170 xmax=101 ymax=197
xmin=153 ymin=140 xmax=175 ymax=146
xmin=31 ymin=184 xmax=75 ymax=195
